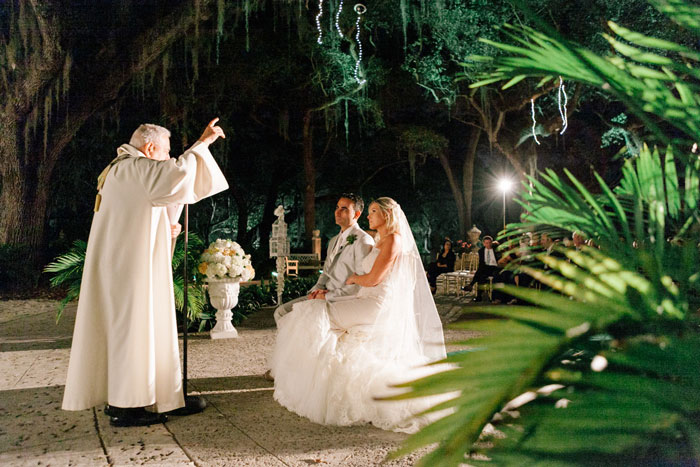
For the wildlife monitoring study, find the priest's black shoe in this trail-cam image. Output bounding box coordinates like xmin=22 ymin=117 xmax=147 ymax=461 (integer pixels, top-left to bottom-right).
xmin=108 ymin=407 xmax=167 ymax=427
xmin=167 ymin=395 xmax=207 ymax=416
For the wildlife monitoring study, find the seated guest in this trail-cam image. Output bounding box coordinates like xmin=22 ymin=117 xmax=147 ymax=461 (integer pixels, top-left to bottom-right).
xmin=496 ymin=236 xmax=529 ymax=304
xmin=467 ymin=236 xmax=501 ymax=300
xmin=512 ymin=234 xmax=533 ymax=289
xmin=427 ymin=239 xmax=456 ymax=293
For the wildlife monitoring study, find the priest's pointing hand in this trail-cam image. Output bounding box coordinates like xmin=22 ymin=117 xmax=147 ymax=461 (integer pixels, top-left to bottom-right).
xmin=198 ymin=118 xmax=226 ymax=146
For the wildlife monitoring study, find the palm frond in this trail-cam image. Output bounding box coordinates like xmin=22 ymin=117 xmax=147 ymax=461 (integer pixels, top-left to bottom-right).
xmin=394 ymin=241 xmax=698 ymax=464
xmin=478 ymin=335 xmax=700 ymax=465
xmin=172 ymin=275 xmax=206 ymax=321
xmin=43 ymin=240 xmax=87 ymax=288
xmin=648 ymin=0 xmax=700 ymax=33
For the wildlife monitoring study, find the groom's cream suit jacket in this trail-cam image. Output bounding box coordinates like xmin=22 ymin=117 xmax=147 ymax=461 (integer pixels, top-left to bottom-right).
xmin=311 ymin=223 xmax=374 ymax=300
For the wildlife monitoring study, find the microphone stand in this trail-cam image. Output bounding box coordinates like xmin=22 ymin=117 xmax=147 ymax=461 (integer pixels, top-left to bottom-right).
xmin=183 ymin=203 xmax=189 ymax=396
xmin=171 ymin=204 xmax=206 ymax=416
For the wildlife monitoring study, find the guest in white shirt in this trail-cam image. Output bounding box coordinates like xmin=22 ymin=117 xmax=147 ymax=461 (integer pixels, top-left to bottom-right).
xmin=470 ymin=236 xmax=502 ymax=299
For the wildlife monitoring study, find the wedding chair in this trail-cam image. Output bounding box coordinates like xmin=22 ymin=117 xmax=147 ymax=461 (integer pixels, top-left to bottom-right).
xmin=285 ymin=258 xmax=299 ymax=277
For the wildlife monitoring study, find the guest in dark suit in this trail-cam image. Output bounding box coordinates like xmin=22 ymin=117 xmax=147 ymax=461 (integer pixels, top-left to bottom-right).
xmin=470 ymin=236 xmax=501 ymax=298
xmin=427 ymin=239 xmax=457 ymax=293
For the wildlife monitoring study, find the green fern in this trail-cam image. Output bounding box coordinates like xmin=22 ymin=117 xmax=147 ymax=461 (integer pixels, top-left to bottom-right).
xmin=172 ymin=232 xmax=207 ymax=323
xmin=43 ymin=239 xmax=87 ymax=322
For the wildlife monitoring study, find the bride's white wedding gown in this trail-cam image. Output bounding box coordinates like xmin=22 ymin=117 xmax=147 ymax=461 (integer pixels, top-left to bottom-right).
xmin=270 ymin=247 xmax=447 ymax=433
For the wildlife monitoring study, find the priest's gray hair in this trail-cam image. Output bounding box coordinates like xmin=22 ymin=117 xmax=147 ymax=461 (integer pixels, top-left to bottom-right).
xmin=129 ymin=124 xmax=171 ymax=148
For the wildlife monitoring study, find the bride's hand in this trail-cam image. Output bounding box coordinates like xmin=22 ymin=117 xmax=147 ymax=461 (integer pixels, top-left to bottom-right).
xmin=346 ymin=274 xmax=358 ymax=285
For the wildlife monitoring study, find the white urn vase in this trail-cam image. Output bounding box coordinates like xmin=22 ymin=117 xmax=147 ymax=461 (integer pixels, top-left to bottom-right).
xmin=206 ymin=277 xmax=241 ymax=339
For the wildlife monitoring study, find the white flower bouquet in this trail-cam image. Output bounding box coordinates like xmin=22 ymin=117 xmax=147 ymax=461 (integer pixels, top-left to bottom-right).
xmin=198 ymin=239 xmax=255 ymax=282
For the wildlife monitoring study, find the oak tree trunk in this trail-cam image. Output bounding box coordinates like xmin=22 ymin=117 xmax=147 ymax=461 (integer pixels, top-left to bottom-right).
xmin=0 ymin=0 xmax=215 ymax=269
xmin=437 ymin=152 xmax=467 ymax=240
xmin=460 ymin=127 xmax=481 ymax=237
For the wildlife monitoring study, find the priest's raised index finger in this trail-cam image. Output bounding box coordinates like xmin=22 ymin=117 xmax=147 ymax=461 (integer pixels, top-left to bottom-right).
xmin=209 ymin=117 xmax=220 ymax=127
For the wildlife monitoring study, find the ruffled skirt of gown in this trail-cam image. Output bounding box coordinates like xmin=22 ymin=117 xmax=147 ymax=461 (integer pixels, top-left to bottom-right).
xmin=269 ymin=297 xmax=448 ymax=433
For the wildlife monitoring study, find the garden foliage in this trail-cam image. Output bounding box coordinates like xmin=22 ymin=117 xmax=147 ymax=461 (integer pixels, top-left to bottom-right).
xmin=45 ymin=233 xmax=319 ymax=330
xmin=393 ymin=1 xmax=700 ymax=465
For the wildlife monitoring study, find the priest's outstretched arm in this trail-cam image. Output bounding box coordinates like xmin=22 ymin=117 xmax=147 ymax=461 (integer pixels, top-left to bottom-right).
xmin=137 ymin=119 xmax=229 ymax=206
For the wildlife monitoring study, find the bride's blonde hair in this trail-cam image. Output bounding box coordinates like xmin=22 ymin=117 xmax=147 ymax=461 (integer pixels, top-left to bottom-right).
xmin=371 ymin=197 xmax=401 ymax=234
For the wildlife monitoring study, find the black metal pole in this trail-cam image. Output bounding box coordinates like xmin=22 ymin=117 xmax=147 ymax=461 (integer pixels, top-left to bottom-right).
xmin=182 ymin=204 xmax=189 ymax=397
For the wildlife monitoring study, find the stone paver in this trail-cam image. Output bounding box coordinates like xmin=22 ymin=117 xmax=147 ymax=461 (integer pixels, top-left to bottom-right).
xmin=0 ymin=298 xmax=478 ymax=466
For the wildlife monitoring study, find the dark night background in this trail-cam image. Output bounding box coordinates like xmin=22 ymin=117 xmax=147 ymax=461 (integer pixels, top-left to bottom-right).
xmin=2 ymin=0 xmax=686 ymax=285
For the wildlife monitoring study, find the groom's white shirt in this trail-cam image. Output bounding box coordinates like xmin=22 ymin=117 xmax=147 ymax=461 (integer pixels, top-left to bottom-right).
xmin=311 ymin=222 xmax=374 ymax=301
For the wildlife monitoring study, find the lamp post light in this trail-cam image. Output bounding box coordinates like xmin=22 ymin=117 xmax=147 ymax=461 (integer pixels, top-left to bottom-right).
xmin=498 ymin=178 xmax=513 ymax=230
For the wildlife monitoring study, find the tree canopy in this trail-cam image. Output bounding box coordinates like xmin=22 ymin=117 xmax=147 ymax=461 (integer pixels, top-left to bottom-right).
xmin=0 ymin=0 xmax=690 ymax=286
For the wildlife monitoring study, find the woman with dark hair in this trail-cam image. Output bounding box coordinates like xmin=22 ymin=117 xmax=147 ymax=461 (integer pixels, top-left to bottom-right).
xmin=426 ymin=239 xmax=456 ymax=293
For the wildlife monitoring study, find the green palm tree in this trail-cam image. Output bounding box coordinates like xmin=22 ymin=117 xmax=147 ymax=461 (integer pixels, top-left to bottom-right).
xmin=391 ymin=1 xmax=700 ymax=465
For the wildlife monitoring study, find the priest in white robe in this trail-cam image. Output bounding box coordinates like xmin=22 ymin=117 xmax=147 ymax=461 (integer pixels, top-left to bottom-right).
xmin=62 ymin=119 xmax=228 ymax=426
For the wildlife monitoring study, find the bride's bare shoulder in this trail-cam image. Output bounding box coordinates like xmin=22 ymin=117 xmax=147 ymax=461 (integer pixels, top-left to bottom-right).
xmin=376 ymin=233 xmax=401 ymax=251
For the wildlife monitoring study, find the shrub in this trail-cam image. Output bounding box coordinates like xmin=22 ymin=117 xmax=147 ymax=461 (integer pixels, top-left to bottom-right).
xmin=0 ymin=244 xmax=38 ymax=293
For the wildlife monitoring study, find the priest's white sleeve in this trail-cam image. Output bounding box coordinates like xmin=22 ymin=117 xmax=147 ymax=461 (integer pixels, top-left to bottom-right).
xmin=136 ymin=141 xmax=229 ymax=205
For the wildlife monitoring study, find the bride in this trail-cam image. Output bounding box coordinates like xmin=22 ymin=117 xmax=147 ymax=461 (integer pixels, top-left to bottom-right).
xmin=269 ymin=197 xmax=448 ymax=433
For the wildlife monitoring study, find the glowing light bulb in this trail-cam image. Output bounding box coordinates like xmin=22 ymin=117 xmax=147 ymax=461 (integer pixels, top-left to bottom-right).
xmin=498 ymin=178 xmax=513 ymax=193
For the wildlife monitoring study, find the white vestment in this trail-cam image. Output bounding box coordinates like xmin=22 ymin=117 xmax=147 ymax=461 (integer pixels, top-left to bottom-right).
xmin=62 ymin=141 xmax=228 ymax=412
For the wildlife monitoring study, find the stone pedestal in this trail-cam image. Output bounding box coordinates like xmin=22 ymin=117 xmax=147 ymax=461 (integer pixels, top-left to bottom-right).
xmin=207 ymin=278 xmax=241 ymax=339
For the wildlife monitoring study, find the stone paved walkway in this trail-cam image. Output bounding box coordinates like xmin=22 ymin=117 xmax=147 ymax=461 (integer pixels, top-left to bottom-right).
xmin=0 ymin=297 xmax=477 ymax=466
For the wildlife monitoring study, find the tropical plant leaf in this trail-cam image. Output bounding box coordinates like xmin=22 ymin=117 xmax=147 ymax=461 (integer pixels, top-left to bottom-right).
xmin=648 ymin=0 xmax=700 ymax=32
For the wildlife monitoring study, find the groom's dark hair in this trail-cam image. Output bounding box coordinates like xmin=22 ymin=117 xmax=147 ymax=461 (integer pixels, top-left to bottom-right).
xmin=340 ymin=193 xmax=364 ymax=213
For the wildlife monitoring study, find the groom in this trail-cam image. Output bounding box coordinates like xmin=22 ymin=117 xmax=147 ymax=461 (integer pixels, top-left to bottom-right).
xmin=273 ymin=193 xmax=374 ymax=323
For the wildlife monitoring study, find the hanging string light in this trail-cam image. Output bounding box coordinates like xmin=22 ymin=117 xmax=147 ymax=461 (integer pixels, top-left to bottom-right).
xmin=531 ymin=98 xmax=541 ymax=145
xmin=336 ymin=0 xmax=345 ymax=37
xmin=316 ymin=0 xmax=325 ymax=44
xmin=558 ymin=76 xmax=569 ymax=135
xmin=353 ymin=4 xmax=367 ymax=85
